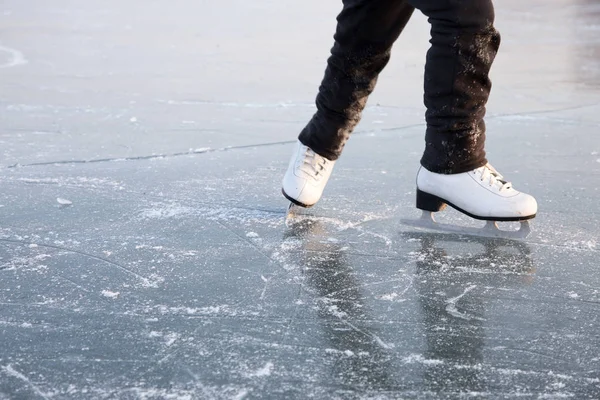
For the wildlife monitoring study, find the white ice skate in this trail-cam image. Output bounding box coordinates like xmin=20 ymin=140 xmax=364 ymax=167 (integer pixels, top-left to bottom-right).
xmin=401 ymin=164 xmax=538 ymax=239
xmin=282 ymin=140 xmax=336 ymax=219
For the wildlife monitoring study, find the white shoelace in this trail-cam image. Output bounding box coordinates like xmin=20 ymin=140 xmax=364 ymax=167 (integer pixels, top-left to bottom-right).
xmin=300 ymin=148 xmax=329 ymax=180
xmin=476 ymin=163 xmax=512 ymax=191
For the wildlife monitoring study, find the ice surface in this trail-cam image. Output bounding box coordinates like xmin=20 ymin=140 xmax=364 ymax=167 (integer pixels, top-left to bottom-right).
xmin=1 ymin=0 xmax=599 ymax=398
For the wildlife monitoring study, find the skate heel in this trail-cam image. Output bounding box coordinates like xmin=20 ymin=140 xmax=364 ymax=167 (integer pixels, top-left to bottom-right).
xmin=416 ymin=189 xmax=447 ymax=212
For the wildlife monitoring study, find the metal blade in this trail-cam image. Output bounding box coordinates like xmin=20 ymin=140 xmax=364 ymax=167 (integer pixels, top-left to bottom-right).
xmin=400 ymin=211 xmax=532 ymax=240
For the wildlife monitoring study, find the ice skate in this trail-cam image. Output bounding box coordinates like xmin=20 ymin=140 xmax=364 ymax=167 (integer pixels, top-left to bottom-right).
xmin=282 ymin=140 xmax=336 ymax=221
xmin=401 ymin=164 xmax=538 ymax=240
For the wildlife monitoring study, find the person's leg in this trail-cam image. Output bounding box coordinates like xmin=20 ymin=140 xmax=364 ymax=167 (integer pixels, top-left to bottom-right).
xmin=298 ymin=0 xmax=415 ymax=161
xmin=408 ymin=0 xmax=500 ymax=174
xmin=406 ymin=0 xmax=537 ymax=225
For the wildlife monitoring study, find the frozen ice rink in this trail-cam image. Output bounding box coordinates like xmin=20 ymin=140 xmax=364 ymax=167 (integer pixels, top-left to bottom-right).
xmin=1 ymin=0 xmax=599 ymax=398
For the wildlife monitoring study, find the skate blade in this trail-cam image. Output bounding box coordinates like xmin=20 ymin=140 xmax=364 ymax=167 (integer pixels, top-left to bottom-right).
xmin=285 ymin=203 xmax=312 ymax=227
xmin=400 ymin=211 xmax=532 ymax=240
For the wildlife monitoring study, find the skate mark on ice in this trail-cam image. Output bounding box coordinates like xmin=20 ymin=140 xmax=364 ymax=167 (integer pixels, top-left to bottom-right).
xmin=0 ymin=44 xmax=27 ymax=68
xmin=259 ymin=275 xmax=271 ymax=300
xmin=338 ymin=319 xmax=393 ymax=350
xmin=326 ymin=276 xmax=413 ymax=299
xmin=1 ymin=364 xmax=51 ymax=400
xmin=445 ymin=285 xmax=485 ymax=321
xmin=215 ymin=220 xmax=301 ymax=304
xmin=49 ymin=272 xmax=93 ymax=294
xmin=501 ymin=347 xmax=564 ymax=362
xmin=182 ymin=366 xmax=222 ymax=399
xmin=0 ymin=238 xmax=154 ymax=287
xmin=289 ymin=211 xmax=395 ymax=247
xmin=215 ymin=220 xmax=281 ymax=269
xmin=374 ymin=276 xmax=415 ymax=303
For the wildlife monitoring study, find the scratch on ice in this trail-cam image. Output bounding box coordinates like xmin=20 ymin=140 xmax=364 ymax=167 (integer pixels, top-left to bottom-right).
xmin=1 ymin=364 xmax=51 ymax=399
xmin=445 ymin=285 xmax=485 ymax=321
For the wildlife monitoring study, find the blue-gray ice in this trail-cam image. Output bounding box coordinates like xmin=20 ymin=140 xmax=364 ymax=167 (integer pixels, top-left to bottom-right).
xmin=0 ymin=0 xmax=599 ymax=399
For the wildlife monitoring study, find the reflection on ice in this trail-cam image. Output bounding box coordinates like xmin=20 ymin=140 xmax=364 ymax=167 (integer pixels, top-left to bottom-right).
xmin=284 ymin=218 xmax=397 ymax=391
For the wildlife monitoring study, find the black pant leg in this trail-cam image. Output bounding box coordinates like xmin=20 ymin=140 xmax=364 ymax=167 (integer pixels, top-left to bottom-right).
xmin=408 ymin=0 xmax=500 ymax=174
xmin=299 ymin=0 xmax=415 ymax=161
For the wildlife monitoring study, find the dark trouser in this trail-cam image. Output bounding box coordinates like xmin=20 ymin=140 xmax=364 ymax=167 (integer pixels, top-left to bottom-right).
xmin=298 ymin=0 xmax=500 ymax=174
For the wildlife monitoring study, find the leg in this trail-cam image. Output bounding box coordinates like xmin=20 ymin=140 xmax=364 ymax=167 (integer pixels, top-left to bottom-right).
xmin=299 ymin=0 xmax=415 ymax=161
xmin=408 ymin=0 xmax=500 ymax=174
xmin=406 ymin=0 xmax=538 ymax=228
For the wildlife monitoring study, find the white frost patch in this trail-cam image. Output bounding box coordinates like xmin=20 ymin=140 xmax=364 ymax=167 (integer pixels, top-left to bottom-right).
xmin=246 ymin=232 xmax=259 ymax=238
xmin=191 ymin=147 xmax=211 ymax=153
xmin=57 ymin=197 xmax=72 ymax=206
xmin=140 ymin=273 xmax=165 ymax=289
xmin=119 ymin=388 xmax=193 ymax=400
xmin=324 ymin=348 xmax=369 ymax=357
xmin=101 ymin=290 xmax=120 ymax=299
xmin=0 ymin=44 xmax=28 ymax=68
xmin=153 ymin=304 xmax=236 ymax=317
xmin=326 ymin=304 xmax=348 ymax=319
xmin=1 ymin=254 xmax=51 ymax=272
xmin=244 ymin=362 xmax=274 ymax=378
xmin=139 ymin=202 xmax=281 ymax=225
xmin=378 ymin=293 xmax=399 ymax=301
xmin=19 ymin=177 xmax=123 ymax=190
xmin=139 ymin=204 xmax=195 ymax=220
xmin=537 ymin=394 xmax=574 ymax=399
xmin=147 ymin=331 xmax=180 ymax=347
xmin=164 ymin=332 xmax=179 ymax=347
xmin=562 ymin=239 xmax=597 ymax=251
xmin=0 ymin=321 xmax=36 ymax=328
xmin=402 ymin=354 xmax=444 ymax=366
xmin=567 ymin=292 xmax=579 ymax=299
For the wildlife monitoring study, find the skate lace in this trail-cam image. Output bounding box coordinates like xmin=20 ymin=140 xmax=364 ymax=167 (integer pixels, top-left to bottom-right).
xmin=477 ymin=164 xmax=512 ymax=191
xmin=300 ymin=148 xmax=330 ymax=181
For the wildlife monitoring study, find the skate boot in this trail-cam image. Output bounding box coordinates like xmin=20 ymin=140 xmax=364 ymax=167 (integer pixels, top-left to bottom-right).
xmin=282 ymin=140 xmax=336 ymax=209
xmin=404 ymin=164 xmax=537 ymax=239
